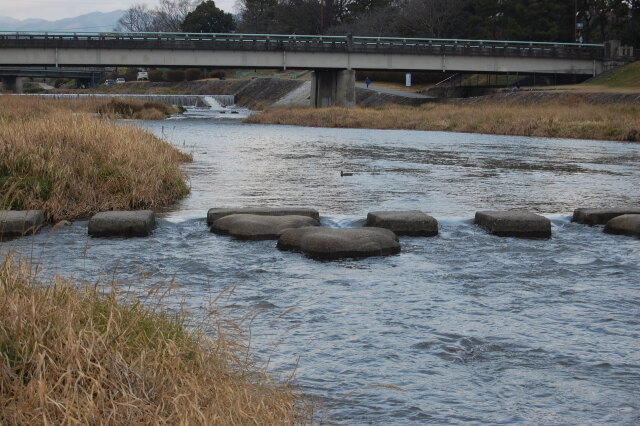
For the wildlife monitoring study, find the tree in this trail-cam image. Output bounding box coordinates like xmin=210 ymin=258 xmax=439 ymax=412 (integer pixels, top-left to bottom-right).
xmin=237 ymin=0 xmax=278 ymax=33
xmin=115 ymin=4 xmax=156 ymax=32
xmin=155 ymin=0 xmax=202 ymax=32
xmin=395 ymin=0 xmax=465 ymax=38
xmin=181 ymin=0 xmax=235 ymax=33
xmin=116 ymin=0 xmax=202 ymax=32
xmin=271 ymin=0 xmax=322 ymax=34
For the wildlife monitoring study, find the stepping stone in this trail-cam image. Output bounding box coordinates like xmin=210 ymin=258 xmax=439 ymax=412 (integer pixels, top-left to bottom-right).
xmin=211 ymin=214 xmax=319 ymax=240
xmin=88 ymin=210 xmax=155 ymax=237
xmin=604 ymin=214 xmax=640 ymax=237
xmin=366 ymin=210 xmax=438 ymax=236
xmin=207 ymin=207 xmax=320 ymax=226
xmin=0 ymin=210 xmax=45 ymax=238
xmin=475 ymin=210 xmax=551 ymax=238
xmin=278 ymin=227 xmax=400 ymax=260
xmin=572 ymin=207 xmax=640 ymax=226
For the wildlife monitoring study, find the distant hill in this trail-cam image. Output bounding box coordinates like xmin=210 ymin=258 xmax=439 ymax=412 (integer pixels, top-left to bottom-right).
xmin=0 ymin=10 xmax=125 ymax=32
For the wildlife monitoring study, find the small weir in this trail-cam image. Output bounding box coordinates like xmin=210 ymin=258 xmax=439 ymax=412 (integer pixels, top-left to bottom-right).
xmin=20 ymin=93 xmax=235 ymax=108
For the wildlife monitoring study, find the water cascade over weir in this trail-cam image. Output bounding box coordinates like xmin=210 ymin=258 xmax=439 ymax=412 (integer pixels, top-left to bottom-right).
xmin=24 ymin=93 xmax=235 ymax=108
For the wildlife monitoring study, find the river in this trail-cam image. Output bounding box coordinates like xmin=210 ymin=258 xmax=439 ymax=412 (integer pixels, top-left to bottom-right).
xmin=3 ymin=112 xmax=639 ymax=424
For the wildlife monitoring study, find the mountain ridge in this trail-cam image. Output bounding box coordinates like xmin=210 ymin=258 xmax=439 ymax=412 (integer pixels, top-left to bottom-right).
xmin=0 ymin=10 xmax=125 ymax=32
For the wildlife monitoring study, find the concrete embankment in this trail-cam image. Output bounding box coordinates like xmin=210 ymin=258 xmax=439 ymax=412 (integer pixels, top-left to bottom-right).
xmin=83 ymin=79 xmax=306 ymax=110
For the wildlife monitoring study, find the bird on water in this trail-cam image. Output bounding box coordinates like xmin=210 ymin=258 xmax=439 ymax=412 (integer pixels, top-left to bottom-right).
xmin=341 ymin=171 xmax=354 ymax=177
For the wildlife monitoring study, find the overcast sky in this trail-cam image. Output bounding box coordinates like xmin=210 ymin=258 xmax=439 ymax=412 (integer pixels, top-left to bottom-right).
xmin=0 ymin=0 xmax=237 ymax=21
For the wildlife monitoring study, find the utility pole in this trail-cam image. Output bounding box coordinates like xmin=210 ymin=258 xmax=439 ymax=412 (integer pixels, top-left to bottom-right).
xmin=574 ymin=0 xmax=578 ymax=42
xmin=320 ymin=0 xmax=325 ymax=34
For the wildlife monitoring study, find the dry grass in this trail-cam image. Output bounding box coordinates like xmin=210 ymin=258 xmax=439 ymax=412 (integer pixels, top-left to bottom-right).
xmin=247 ymin=101 xmax=640 ymax=142
xmin=0 ymin=97 xmax=191 ymax=221
xmin=0 ymin=252 xmax=309 ymax=424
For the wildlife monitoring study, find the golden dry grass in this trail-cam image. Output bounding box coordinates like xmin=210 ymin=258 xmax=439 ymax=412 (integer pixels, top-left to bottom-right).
xmin=0 ymin=97 xmax=191 ymax=221
xmin=247 ymin=102 xmax=640 ymax=142
xmin=0 ymin=252 xmax=309 ymax=424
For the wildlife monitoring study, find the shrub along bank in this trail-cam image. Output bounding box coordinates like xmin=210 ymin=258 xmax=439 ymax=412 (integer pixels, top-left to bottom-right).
xmin=0 ymin=97 xmax=191 ymax=221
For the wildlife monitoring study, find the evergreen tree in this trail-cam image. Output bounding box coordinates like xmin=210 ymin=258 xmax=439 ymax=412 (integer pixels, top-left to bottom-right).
xmin=181 ymin=0 xmax=235 ymax=33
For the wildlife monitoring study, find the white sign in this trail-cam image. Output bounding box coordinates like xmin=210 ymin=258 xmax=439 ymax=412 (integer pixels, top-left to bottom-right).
xmin=406 ymin=72 xmax=412 ymax=87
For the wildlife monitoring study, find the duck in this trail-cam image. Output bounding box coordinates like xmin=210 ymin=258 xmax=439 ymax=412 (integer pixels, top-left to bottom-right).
xmin=340 ymin=171 xmax=354 ymax=177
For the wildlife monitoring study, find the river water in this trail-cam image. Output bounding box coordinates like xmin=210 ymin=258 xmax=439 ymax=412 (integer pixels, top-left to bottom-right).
xmin=3 ymin=112 xmax=640 ymax=424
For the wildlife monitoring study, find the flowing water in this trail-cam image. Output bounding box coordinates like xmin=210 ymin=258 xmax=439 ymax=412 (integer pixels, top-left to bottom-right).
xmin=3 ymin=113 xmax=639 ymax=424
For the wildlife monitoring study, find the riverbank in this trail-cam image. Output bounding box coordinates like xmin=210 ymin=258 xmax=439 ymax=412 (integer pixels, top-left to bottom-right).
xmin=0 ymin=97 xmax=190 ymax=221
xmin=246 ymin=100 xmax=640 ymax=141
xmin=0 ymin=252 xmax=308 ymax=424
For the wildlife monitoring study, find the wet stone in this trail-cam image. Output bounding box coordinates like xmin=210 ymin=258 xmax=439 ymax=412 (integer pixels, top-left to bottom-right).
xmin=604 ymin=214 xmax=640 ymax=237
xmin=206 ymin=207 xmax=320 ymax=226
xmin=277 ymin=227 xmax=401 ymax=260
xmin=88 ymin=210 xmax=155 ymax=237
xmin=475 ymin=210 xmax=551 ymax=238
xmin=0 ymin=210 xmax=45 ymax=238
xmin=211 ymin=214 xmax=319 ymax=240
xmin=366 ymin=210 xmax=438 ymax=236
xmin=572 ymin=207 xmax=640 ymax=226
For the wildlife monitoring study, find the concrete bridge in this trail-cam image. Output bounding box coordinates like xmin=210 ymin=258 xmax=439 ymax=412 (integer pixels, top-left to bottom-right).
xmin=0 ymin=32 xmax=634 ymax=106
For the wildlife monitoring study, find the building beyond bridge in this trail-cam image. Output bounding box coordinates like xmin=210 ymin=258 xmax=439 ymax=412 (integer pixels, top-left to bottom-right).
xmin=0 ymin=32 xmax=635 ymax=106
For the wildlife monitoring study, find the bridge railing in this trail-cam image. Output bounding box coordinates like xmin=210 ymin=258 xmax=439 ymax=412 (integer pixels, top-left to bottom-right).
xmin=0 ymin=31 xmax=605 ymax=60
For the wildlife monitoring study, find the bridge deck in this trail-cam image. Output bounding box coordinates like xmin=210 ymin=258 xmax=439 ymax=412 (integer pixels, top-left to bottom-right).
xmin=0 ymin=32 xmax=604 ymax=61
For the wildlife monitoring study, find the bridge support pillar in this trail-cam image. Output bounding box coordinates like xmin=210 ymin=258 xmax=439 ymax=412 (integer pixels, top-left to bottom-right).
xmin=311 ymin=69 xmax=355 ymax=108
xmin=1 ymin=76 xmax=23 ymax=93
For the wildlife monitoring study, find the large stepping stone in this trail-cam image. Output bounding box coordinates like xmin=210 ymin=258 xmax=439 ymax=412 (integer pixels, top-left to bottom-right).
xmin=211 ymin=214 xmax=319 ymax=240
xmin=604 ymin=214 xmax=640 ymax=237
xmin=207 ymin=207 xmax=320 ymax=226
xmin=475 ymin=210 xmax=551 ymax=238
xmin=0 ymin=210 xmax=45 ymax=238
xmin=366 ymin=210 xmax=438 ymax=236
xmin=572 ymin=207 xmax=640 ymax=226
xmin=88 ymin=210 xmax=155 ymax=237
xmin=277 ymin=227 xmax=400 ymax=260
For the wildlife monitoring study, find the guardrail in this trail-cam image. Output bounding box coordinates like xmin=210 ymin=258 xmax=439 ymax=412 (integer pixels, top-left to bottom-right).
xmin=0 ymin=31 xmax=605 ymax=60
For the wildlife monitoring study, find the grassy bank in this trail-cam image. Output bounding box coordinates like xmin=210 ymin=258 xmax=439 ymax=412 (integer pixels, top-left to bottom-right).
xmin=0 ymin=253 xmax=308 ymax=424
xmin=586 ymin=61 xmax=640 ymax=89
xmin=0 ymin=97 xmax=191 ymax=221
xmin=246 ymin=102 xmax=640 ymax=141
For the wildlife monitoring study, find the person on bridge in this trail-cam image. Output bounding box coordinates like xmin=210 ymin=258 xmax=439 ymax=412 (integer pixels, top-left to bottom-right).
xmin=365 ymin=76 xmax=372 ymax=88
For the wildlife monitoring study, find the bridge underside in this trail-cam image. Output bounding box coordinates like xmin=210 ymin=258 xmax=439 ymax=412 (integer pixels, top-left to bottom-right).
xmin=1 ymin=76 xmax=22 ymax=92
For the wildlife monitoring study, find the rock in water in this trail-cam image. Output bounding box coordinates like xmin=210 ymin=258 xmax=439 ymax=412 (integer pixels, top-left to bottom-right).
xmin=572 ymin=207 xmax=640 ymax=225
xmin=278 ymin=227 xmax=401 ymax=260
xmin=88 ymin=210 xmax=155 ymax=237
xmin=604 ymin=214 xmax=640 ymax=237
xmin=206 ymin=207 xmax=320 ymax=226
xmin=366 ymin=210 xmax=438 ymax=236
xmin=0 ymin=210 xmax=45 ymax=238
xmin=475 ymin=210 xmax=551 ymax=238
xmin=211 ymin=214 xmax=319 ymax=240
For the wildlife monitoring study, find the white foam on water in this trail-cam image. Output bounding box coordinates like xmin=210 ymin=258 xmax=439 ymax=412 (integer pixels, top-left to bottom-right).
xmin=203 ymin=96 xmax=223 ymax=109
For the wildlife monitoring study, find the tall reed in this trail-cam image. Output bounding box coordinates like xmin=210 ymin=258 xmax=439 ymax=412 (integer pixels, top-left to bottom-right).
xmin=0 ymin=97 xmax=191 ymax=221
xmin=0 ymin=252 xmax=309 ymax=424
xmin=247 ymin=102 xmax=640 ymax=142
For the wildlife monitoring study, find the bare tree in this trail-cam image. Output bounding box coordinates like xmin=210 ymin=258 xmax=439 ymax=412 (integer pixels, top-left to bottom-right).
xmin=116 ymin=0 xmax=203 ymax=32
xmin=395 ymin=0 xmax=464 ymax=38
xmin=154 ymin=0 xmax=203 ymax=32
xmin=115 ymin=4 xmax=156 ymax=32
xmin=326 ymin=6 xmax=399 ymax=36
